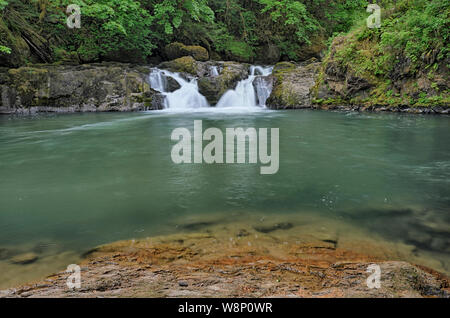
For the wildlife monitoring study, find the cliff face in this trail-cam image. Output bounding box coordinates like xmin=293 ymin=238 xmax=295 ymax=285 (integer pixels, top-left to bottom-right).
xmin=311 ymin=34 xmax=449 ymax=113
xmin=0 ymin=63 xmax=164 ymax=114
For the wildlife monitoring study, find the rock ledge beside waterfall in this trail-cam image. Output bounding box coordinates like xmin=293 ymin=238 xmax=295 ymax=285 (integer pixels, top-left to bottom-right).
xmin=0 ymin=63 xmax=165 ymax=114
xmin=1 ymin=59 xmax=448 ymax=114
xmin=0 ymin=59 xmax=321 ymax=114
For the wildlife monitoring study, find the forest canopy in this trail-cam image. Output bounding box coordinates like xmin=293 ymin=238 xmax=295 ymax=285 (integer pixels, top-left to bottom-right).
xmin=0 ymin=0 xmax=448 ymax=68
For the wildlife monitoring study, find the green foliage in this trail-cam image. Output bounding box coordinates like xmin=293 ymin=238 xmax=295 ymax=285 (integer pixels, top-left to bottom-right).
xmin=0 ymin=45 xmax=11 ymax=54
xmin=0 ymin=0 xmax=448 ymax=71
xmin=0 ymin=0 xmax=8 ymax=10
xmin=258 ymin=0 xmax=318 ymax=44
xmin=380 ymin=0 xmax=449 ymax=65
xmin=150 ymin=0 xmax=214 ymax=36
xmin=318 ymin=0 xmax=449 ymax=107
xmin=47 ymin=0 xmax=154 ymax=62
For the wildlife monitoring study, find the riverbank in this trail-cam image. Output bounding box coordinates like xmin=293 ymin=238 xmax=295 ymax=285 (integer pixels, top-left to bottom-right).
xmin=1 ymin=61 xmax=448 ymax=115
xmin=1 ymin=216 xmax=449 ymax=298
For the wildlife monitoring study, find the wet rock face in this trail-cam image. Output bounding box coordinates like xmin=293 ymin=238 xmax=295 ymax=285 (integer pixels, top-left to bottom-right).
xmin=266 ymin=60 xmax=320 ymax=109
xmin=316 ymin=61 xmax=372 ymax=99
xmin=197 ymin=62 xmax=249 ymax=105
xmin=0 ymin=63 xmax=165 ymax=114
xmin=313 ymin=36 xmax=449 ymax=109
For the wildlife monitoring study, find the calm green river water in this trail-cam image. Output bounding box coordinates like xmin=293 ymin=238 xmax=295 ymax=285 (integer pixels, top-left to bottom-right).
xmin=0 ymin=109 xmax=449 ymax=287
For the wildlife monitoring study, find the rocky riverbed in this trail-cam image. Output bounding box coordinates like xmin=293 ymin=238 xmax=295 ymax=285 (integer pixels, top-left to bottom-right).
xmin=1 ymin=216 xmax=448 ymax=298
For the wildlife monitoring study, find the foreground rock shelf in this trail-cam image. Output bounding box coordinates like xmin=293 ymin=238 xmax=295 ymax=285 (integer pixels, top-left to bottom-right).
xmin=2 ymin=219 xmax=448 ymax=298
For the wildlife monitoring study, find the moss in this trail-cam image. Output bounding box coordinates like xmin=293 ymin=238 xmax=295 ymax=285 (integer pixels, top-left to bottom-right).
xmin=165 ymin=42 xmax=186 ymax=60
xmin=7 ymin=67 xmax=49 ymax=107
xmin=223 ymin=40 xmax=255 ymax=63
xmin=273 ymin=62 xmax=296 ymax=73
xmin=0 ymin=19 xmax=30 ymax=67
xmin=160 ymin=56 xmax=198 ymax=76
xmin=165 ymin=42 xmax=209 ymax=62
xmin=184 ymin=46 xmax=209 ymax=62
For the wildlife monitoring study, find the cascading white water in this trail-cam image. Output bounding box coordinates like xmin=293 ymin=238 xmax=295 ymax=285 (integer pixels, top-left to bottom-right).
xmin=253 ymin=76 xmax=273 ymax=107
xmin=149 ymin=65 xmax=273 ymax=110
xmin=149 ymin=69 xmax=167 ymax=93
xmin=216 ymin=66 xmax=273 ymax=108
xmin=148 ymin=69 xmax=209 ymax=109
xmin=210 ymin=66 xmax=220 ymax=77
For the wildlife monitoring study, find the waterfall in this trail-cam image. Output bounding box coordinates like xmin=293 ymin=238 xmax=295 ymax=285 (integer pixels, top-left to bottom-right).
xmin=216 ymin=66 xmax=273 ymax=108
xmin=148 ymin=65 xmax=273 ymax=110
xmin=148 ymin=69 xmax=209 ymax=109
xmin=210 ymin=66 xmax=220 ymax=77
xmin=149 ymin=69 xmax=167 ymax=93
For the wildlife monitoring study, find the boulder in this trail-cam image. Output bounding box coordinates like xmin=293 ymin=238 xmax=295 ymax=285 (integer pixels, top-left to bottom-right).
xmin=197 ymin=62 xmax=249 ymax=105
xmin=165 ymin=42 xmax=209 ymax=62
xmin=295 ymin=35 xmax=327 ymax=61
xmin=159 ymin=56 xmax=199 ymax=76
xmin=266 ymin=60 xmax=320 ymax=109
xmin=165 ymin=42 xmax=186 ymax=60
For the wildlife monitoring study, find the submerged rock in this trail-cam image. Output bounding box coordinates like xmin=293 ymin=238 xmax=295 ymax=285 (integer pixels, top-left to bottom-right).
xmin=253 ymin=222 xmax=293 ymax=233
xmin=10 ymin=252 xmax=38 ymax=265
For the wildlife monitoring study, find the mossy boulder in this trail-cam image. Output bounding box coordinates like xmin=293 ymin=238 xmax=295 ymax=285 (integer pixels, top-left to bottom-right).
xmin=165 ymin=42 xmax=209 ymax=62
xmin=295 ymin=35 xmax=327 ymax=61
xmin=184 ymin=46 xmax=209 ymax=62
xmin=198 ymin=62 xmax=249 ymax=105
xmin=267 ymin=60 xmax=320 ymax=109
xmin=159 ymin=56 xmax=199 ymax=76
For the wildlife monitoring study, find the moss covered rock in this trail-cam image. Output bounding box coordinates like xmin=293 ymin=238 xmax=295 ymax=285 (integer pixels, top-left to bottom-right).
xmin=159 ymin=56 xmax=199 ymax=76
xmin=165 ymin=42 xmax=209 ymax=62
xmin=198 ymin=62 xmax=249 ymax=105
xmin=1 ymin=63 xmax=164 ymax=114
xmin=313 ymin=32 xmax=450 ymax=109
xmin=266 ymin=60 xmax=320 ymax=109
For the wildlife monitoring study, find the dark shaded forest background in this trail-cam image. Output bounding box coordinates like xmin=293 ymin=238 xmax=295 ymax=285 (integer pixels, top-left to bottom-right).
xmin=0 ymin=0 xmax=448 ymax=68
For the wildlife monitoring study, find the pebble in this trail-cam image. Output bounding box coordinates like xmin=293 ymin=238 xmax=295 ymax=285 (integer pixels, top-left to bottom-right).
xmin=178 ymin=280 xmax=189 ymax=287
